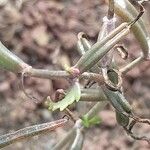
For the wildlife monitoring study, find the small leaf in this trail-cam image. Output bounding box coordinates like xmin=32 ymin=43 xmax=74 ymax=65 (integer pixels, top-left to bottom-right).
xmin=48 ymin=82 xmax=81 ymax=111
xmin=81 ymin=116 xmax=90 ymax=128
xmin=81 ymin=115 xmax=101 ymax=128
xmin=89 ymin=116 xmax=101 ymax=125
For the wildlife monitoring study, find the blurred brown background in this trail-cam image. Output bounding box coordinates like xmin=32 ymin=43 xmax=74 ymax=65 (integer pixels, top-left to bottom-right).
xmin=0 ymin=0 xmax=150 ymax=149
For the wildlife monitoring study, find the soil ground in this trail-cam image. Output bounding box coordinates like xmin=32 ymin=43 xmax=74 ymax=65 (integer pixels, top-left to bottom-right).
xmin=0 ymin=0 xmax=150 ymax=149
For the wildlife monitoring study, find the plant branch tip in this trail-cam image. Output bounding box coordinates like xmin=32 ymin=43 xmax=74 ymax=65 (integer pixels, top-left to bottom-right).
xmin=65 ymin=67 xmax=80 ymax=77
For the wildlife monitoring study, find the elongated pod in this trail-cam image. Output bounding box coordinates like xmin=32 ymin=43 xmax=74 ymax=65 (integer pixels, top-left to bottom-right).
xmin=75 ymin=23 xmax=129 ymax=73
xmin=115 ymin=92 xmax=132 ymax=113
xmin=103 ymin=87 xmax=132 ymax=113
xmin=75 ymin=23 xmax=127 ymax=68
xmin=77 ymin=33 xmax=100 ymax=73
xmin=116 ymin=111 xmax=129 ymax=127
xmin=0 ymin=42 xmax=29 ymax=73
xmin=0 ymin=118 xmax=68 ymax=149
xmin=112 ymin=0 xmax=149 ymax=58
xmin=103 ymin=87 xmax=125 ymax=112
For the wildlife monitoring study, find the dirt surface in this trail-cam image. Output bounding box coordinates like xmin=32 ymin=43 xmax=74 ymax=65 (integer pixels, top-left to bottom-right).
xmin=0 ymin=0 xmax=150 ymax=149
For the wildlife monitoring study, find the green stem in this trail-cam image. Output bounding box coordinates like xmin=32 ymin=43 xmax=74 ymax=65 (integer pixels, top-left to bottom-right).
xmin=26 ymin=68 xmax=104 ymax=83
xmin=80 ymin=88 xmax=107 ymax=102
xmin=26 ymin=68 xmax=70 ymax=79
xmin=120 ymin=55 xmax=144 ymax=74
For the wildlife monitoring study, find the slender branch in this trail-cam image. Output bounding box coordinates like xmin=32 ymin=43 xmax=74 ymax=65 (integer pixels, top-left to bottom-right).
xmin=120 ymin=55 xmax=144 ymax=74
xmin=80 ymin=72 xmax=104 ymax=84
xmin=26 ymin=68 xmax=70 ymax=79
xmin=86 ymin=102 xmax=108 ymax=119
xmin=80 ymin=88 xmax=107 ymax=102
xmin=25 ymin=68 xmax=104 ymax=84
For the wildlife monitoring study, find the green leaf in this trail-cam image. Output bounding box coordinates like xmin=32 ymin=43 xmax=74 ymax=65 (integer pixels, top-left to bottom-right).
xmin=81 ymin=115 xmax=101 ymax=128
xmin=89 ymin=116 xmax=101 ymax=125
xmin=81 ymin=116 xmax=90 ymax=128
xmin=48 ymin=82 xmax=81 ymax=111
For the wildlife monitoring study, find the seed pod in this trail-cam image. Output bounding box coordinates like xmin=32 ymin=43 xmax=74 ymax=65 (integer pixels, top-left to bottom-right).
xmin=0 ymin=42 xmax=29 ymax=73
xmin=112 ymin=0 xmax=149 ymax=57
xmin=103 ymin=87 xmax=124 ymax=112
xmin=97 ymin=16 xmax=116 ymax=68
xmin=0 ymin=118 xmax=68 ymax=148
xmin=103 ymin=87 xmax=132 ymax=113
xmin=116 ymin=111 xmax=129 ymax=127
xmin=115 ymin=92 xmax=132 ymax=113
xmin=75 ymin=23 xmax=129 ymax=73
xmin=77 ymin=32 xmax=100 ymax=73
xmin=103 ymin=68 xmax=132 ymax=113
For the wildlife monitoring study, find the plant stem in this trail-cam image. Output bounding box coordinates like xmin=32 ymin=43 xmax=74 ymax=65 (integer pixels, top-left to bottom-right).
xmin=26 ymin=68 xmax=70 ymax=79
xmin=26 ymin=68 xmax=104 ymax=84
xmin=86 ymin=102 xmax=108 ymax=119
xmin=120 ymin=55 xmax=144 ymax=74
xmin=80 ymin=88 xmax=107 ymax=102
